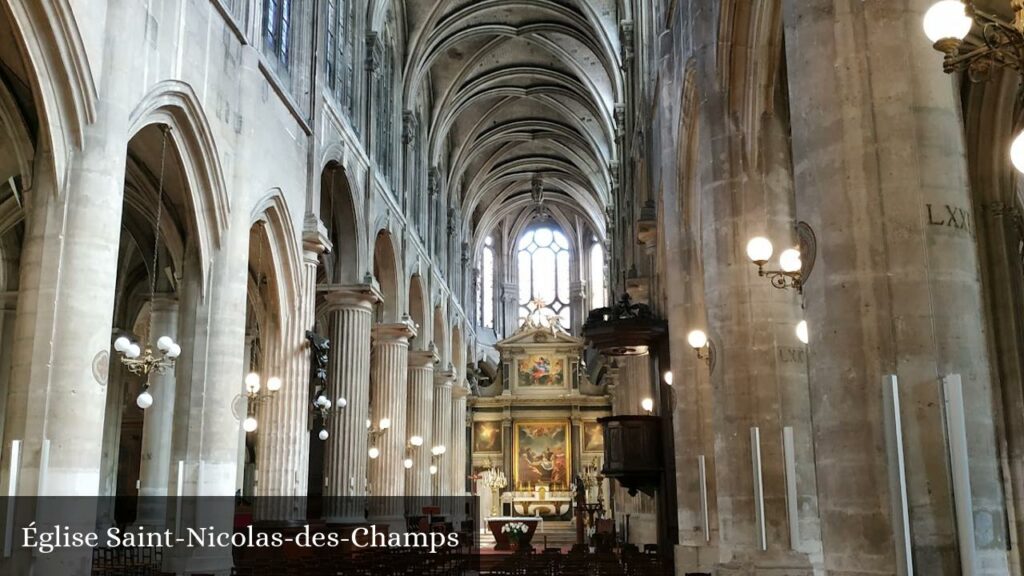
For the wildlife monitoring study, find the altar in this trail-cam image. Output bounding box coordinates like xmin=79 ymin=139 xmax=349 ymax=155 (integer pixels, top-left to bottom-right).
xmin=485 ymin=517 xmax=542 ymax=551
xmin=501 ymin=490 xmax=573 ymax=518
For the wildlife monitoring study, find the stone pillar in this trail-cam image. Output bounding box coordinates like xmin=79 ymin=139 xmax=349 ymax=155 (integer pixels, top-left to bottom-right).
xmin=432 ymin=366 xmax=455 ymax=496
xmin=683 ymin=5 xmax=824 ymax=568
xmin=253 ymin=230 xmax=327 ymax=524
xmin=0 ymin=292 xmax=16 ymax=460
xmin=612 ymin=353 xmax=651 ymax=416
xmin=783 ymin=1 xmax=1009 ymax=573
xmin=501 ymin=282 xmax=519 ymax=336
xmin=450 ymin=383 xmax=470 ymax=500
xmin=406 ymin=347 xmax=438 ymax=497
xmin=0 ymin=7 xmax=133 ymax=573
xmin=569 ymin=280 xmax=587 ymax=335
xmin=321 ymin=286 xmax=379 ymax=524
xmin=367 ymin=319 xmax=416 ymax=525
xmin=135 ymin=296 xmax=180 ymax=528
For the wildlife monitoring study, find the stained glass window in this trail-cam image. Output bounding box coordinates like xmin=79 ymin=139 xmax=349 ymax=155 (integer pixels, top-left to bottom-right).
xmin=518 ymin=227 xmax=571 ymax=327
xmin=263 ymin=0 xmax=292 ymax=67
xmin=478 ymin=237 xmax=495 ymax=328
xmin=325 ymin=0 xmax=355 ymax=116
xmin=590 ymin=242 xmax=607 ymax=309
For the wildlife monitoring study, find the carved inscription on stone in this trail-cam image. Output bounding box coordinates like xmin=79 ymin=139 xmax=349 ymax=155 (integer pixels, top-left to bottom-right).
xmin=778 ymin=347 xmax=806 ymax=364
xmin=926 ymin=204 xmax=973 ymax=236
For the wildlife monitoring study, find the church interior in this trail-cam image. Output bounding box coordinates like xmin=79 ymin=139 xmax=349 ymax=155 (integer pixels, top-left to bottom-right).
xmin=2 ymin=0 xmax=1024 ymax=575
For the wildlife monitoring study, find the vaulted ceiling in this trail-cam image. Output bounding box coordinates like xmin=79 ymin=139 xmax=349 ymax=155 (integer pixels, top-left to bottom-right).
xmin=402 ymin=0 xmax=623 ymax=245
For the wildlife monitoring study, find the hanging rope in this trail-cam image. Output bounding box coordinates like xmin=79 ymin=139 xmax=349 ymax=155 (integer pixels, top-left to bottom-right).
xmin=147 ymin=126 xmax=170 ymax=344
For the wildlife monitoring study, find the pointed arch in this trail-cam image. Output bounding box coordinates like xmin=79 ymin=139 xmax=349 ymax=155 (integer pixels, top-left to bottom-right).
xmin=320 ymin=161 xmax=364 ymax=284
xmin=250 ymin=188 xmax=302 ymax=314
xmin=372 ymin=230 xmax=401 ymax=323
xmin=127 ymin=80 xmax=230 ymax=280
xmin=408 ymin=273 xmax=428 ymax=348
xmin=2 ymin=0 xmax=98 ymax=194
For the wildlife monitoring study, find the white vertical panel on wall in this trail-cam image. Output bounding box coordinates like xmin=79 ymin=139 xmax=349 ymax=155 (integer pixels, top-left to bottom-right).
xmin=699 ymin=454 xmax=709 ymax=542
xmin=942 ymin=374 xmax=976 ymax=576
xmin=751 ymin=427 xmax=766 ymax=551
xmin=783 ymin=426 xmax=799 ymax=549
xmin=883 ymin=375 xmax=913 ymax=576
xmin=4 ymin=440 xmax=21 ymax=557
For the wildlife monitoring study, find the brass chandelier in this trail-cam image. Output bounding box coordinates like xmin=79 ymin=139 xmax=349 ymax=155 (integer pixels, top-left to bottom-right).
xmin=113 ymin=126 xmax=181 ymax=410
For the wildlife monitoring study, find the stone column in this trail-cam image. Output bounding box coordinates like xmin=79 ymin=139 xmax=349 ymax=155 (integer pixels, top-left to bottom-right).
xmin=783 ymin=1 xmax=1009 ymax=573
xmin=406 ymin=347 xmax=438 ymax=497
xmin=684 ymin=5 xmax=824 ymax=568
xmin=501 ymin=282 xmax=519 ymax=335
xmin=321 ymin=285 xmax=379 ymax=524
xmin=611 ymin=353 xmax=651 ymax=416
xmin=367 ymin=319 xmax=416 ymax=525
xmin=432 ymin=366 xmax=456 ymax=496
xmin=450 ymin=383 xmax=470 ymax=499
xmin=0 ymin=9 xmax=133 ymax=575
xmin=569 ymin=280 xmax=587 ymax=335
xmin=253 ymin=230 xmax=327 ymax=525
xmin=0 ymin=292 xmax=16 ymax=460
xmin=135 ymin=296 xmax=180 ymax=528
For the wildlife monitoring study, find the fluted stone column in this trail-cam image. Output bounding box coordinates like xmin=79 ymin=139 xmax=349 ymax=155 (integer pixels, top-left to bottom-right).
xmin=450 ymin=382 xmax=470 ymax=500
xmin=136 ymin=296 xmax=180 ymax=528
xmin=432 ymin=366 xmax=456 ymax=496
xmin=321 ymin=286 xmax=379 ymax=524
xmin=783 ymin=1 xmax=1010 ymax=573
xmin=368 ymin=319 xmax=416 ymax=525
xmin=406 ymin=347 xmax=438 ymax=497
xmin=253 ymin=230 xmax=327 ymax=524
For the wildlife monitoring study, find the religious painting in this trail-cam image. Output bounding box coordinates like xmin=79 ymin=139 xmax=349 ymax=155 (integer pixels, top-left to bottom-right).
xmin=582 ymin=421 xmax=604 ymax=452
xmin=513 ymin=421 xmax=571 ymax=489
xmin=473 ymin=421 xmax=502 ymax=454
xmin=517 ymin=355 xmax=565 ymax=388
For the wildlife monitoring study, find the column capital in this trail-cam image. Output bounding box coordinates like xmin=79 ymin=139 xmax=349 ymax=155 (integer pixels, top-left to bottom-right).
xmin=319 ymin=283 xmax=382 ymax=312
xmin=409 ymin=348 xmax=439 ymax=369
xmin=302 ymin=213 xmax=332 ymax=263
xmin=452 ymin=383 xmax=471 ymax=399
xmin=434 ymin=363 xmax=457 ymax=387
xmin=373 ymin=317 xmax=417 ymax=343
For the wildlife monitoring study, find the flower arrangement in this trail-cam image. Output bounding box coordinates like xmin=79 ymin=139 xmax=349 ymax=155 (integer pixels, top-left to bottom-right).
xmin=501 ymin=521 xmax=529 ymax=547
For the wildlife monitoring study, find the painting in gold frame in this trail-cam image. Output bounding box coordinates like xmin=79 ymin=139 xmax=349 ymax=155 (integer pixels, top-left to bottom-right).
xmin=517 ymin=355 xmax=565 ymax=388
xmin=513 ymin=421 xmax=571 ymax=490
xmin=582 ymin=421 xmax=604 ymax=452
xmin=472 ymin=420 xmax=502 ymax=454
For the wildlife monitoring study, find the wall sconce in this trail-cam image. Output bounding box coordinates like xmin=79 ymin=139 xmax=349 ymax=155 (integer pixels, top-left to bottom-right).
xmin=922 ymin=1 xmax=1024 ymax=174
xmin=746 ymin=237 xmax=803 ymax=291
xmin=687 ymin=329 xmax=716 ymax=373
xmin=796 ymin=320 xmax=809 ymax=345
xmin=312 ymin=394 xmax=345 ymax=440
xmin=367 ymin=417 xmax=391 ymax=458
xmin=402 ymin=435 xmax=424 ymax=470
xmin=745 ymin=224 xmax=817 ymax=293
xmin=641 ymin=398 xmax=654 ymax=414
xmin=663 ymin=371 xmax=673 ymax=386
xmin=241 ymin=372 xmax=282 ymax=433
xmin=429 ymin=445 xmax=446 ymax=474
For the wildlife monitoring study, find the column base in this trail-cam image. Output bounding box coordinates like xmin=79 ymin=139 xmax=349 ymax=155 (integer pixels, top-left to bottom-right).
xmin=714 ymin=550 xmax=818 ymax=576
